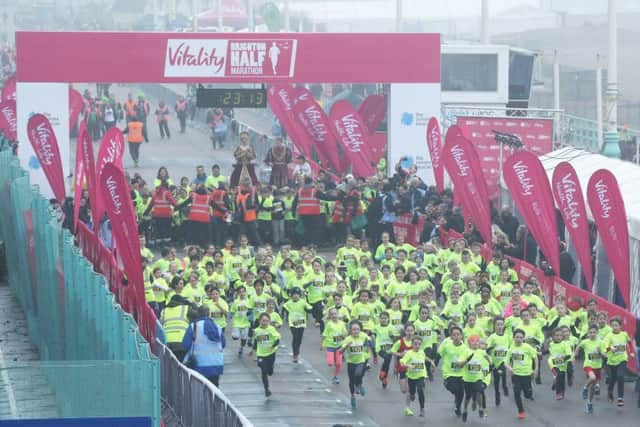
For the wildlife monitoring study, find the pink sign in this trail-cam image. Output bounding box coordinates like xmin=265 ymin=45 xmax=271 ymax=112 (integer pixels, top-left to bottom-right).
xmin=267 ymin=84 xmax=310 ymax=158
xmin=0 ymin=100 xmax=17 ymax=141
xmin=457 ymin=117 xmax=554 ymax=199
xmin=292 ymin=87 xmax=339 ymax=171
xmin=358 ymin=94 xmax=386 ymax=134
xmin=99 ymin=163 xmax=145 ymax=307
xmin=73 ymin=124 xmax=86 ymax=232
xmin=94 ymin=127 xmax=125 ymax=225
xmin=2 ymin=76 xmax=16 ymax=102
xmin=441 ymin=127 xmax=492 ymax=246
xmin=503 ymin=150 xmax=560 ymax=275
xmin=393 ymin=213 xmax=425 ymax=246
xmin=69 ymin=88 xmax=84 ymax=130
xmin=587 ymin=169 xmax=631 ymax=310
xmin=27 ymin=114 xmax=67 ymax=203
xmin=80 ymin=124 xmax=98 ymax=229
xmin=329 ymin=100 xmax=375 ymax=178
xmin=426 ymin=117 xmax=444 ymax=193
xmin=552 ymin=162 xmax=593 ymax=290
xmin=16 ymin=32 xmax=440 ymax=83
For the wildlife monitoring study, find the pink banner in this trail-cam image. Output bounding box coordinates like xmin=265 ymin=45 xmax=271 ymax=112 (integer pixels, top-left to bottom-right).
xmin=457 ymin=117 xmax=554 ymax=199
xmin=94 ymin=127 xmax=125 ymax=227
xmin=441 ymin=126 xmax=493 ymax=246
xmin=27 ymin=114 xmax=67 ymax=203
xmin=587 ymin=169 xmax=631 ymax=309
xmin=329 ymin=100 xmax=375 ymax=178
xmin=426 ymin=117 xmax=444 ymax=193
xmin=17 ymin=32 xmax=440 ymax=84
xmin=2 ymin=76 xmax=16 ymax=102
xmin=99 ymin=163 xmax=145 ymax=307
xmin=69 ymin=88 xmax=84 ymax=130
xmin=0 ymin=100 xmax=17 ymax=141
xmin=552 ymin=162 xmax=593 ymax=290
xmin=357 ymin=94 xmax=386 ymax=135
xmin=73 ymin=124 xmax=86 ymax=232
xmin=79 ymin=123 xmax=99 ymax=229
xmin=393 ymin=213 xmax=425 ymax=246
xmin=292 ymin=87 xmax=340 ymax=171
xmin=503 ymin=150 xmax=560 ymax=275
xmin=267 ymin=84 xmax=311 ymax=158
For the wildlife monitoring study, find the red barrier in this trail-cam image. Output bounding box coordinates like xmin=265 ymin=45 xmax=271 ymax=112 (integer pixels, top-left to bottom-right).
xmin=505 ymin=255 xmax=637 ymax=373
xmin=76 ymin=222 xmax=156 ymax=351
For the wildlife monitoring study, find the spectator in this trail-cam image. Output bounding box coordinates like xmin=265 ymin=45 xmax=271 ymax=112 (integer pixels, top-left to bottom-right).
xmin=182 ymin=305 xmax=226 ymax=387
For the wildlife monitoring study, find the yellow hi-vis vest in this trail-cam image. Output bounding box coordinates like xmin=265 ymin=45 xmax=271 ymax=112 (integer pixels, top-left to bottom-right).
xmin=161 ymin=305 xmax=189 ymax=344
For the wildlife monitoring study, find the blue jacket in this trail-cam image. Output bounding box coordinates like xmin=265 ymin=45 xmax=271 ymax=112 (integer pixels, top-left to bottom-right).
xmin=182 ymin=317 xmax=226 ymax=377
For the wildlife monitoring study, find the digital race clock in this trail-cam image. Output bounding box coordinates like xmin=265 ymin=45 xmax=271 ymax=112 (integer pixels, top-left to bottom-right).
xmin=196 ymin=88 xmax=267 ymax=108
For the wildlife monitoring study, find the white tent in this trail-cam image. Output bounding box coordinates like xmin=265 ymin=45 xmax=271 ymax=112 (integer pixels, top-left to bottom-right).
xmin=508 ymin=147 xmax=640 ymax=317
xmin=538 ymin=147 xmax=640 ymax=240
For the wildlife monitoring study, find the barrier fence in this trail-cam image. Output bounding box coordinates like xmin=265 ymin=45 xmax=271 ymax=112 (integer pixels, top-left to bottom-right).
xmin=0 ymin=142 xmax=160 ymax=424
xmin=156 ymin=340 xmax=253 ymax=427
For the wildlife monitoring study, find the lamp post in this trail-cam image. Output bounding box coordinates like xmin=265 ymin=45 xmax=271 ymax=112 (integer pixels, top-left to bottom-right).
xmin=493 ymin=131 xmax=523 ymax=206
xmin=481 ymin=0 xmax=489 ymax=44
xmin=602 ymin=0 xmax=620 ymax=157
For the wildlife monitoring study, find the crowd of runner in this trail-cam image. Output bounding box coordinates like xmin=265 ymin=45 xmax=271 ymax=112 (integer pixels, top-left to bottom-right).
xmin=119 ymin=163 xmax=637 ymax=420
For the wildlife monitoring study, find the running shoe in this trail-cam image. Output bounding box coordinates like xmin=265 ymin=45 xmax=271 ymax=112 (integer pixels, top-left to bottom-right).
xmin=331 ymin=376 xmax=340 ymax=385
xmin=292 ymin=355 xmax=299 ymax=363
xmin=462 ymin=412 xmax=468 ymax=422
xmin=482 ymin=409 xmax=488 ymax=418
xmin=586 ymin=402 xmax=593 ymax=414
xmin=616 ymin=398 xmax=624 ymax=407
xmin=265 ymin=389 xmax=272 ymax=398
xmin=594 ymin=383 xmax=600 ymax=396
xmin=582 ymin=387 xmax=588 ymax=400
xmin=359 ymin=385 xmax=366 ymax=397
xmin=555 ymin=393 xmax=564 ymax=400
xmin=454 ymin=407 xmax=461 ymax=417
xmin=404 ymin=407 xmax=414 ymax=416
xmin=518 ymin=411 xmax=526 ymax=420
xmin=419 ymin=409 xmax=425 ymax=417
xmin=351 ymin=396 xmax=356 ymax=408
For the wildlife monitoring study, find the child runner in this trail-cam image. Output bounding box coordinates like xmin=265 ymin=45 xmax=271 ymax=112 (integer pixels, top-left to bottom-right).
xmin=576 ymin=324 xmax=606 ymax=413
xmin=461 ymin=335 xmax=490 ymax=422
xmin=399 ymin=335 xmax=434 ymax=417
xmin=438 ymin=325 xmax=470 ymax=418
xmin=375 ymin=311 xmax=395 ymax=388
xmin=391 ymin=323 xmax=416 ymax=400
xmin=230 ymin=286 xmax=252 ymax=357
xmin=547 ymin=327 xmax=573 ymax=400
xmin=339 ymin=320 xmax=371 ymax=408
xmin=283 ymin=287 xmax=312 ymax=363
xmin=603 ymin=316 xmax=634 ymax=407
xmin=486 ymin=316 xmax=510 ymax=406
xmin=506 ymin=328 xmax=538 ymax=420
xmin=322 ymin=307 xmax=348 ymax=384
xmin=249 ymin=312 xmax=281 ymax=397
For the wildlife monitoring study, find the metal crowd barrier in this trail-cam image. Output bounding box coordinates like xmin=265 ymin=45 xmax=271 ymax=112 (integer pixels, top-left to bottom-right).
xmin=156 ymin=339 xmax=253 ymax=427
xmin=0 ymin=142 xmax=160 ymax=424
